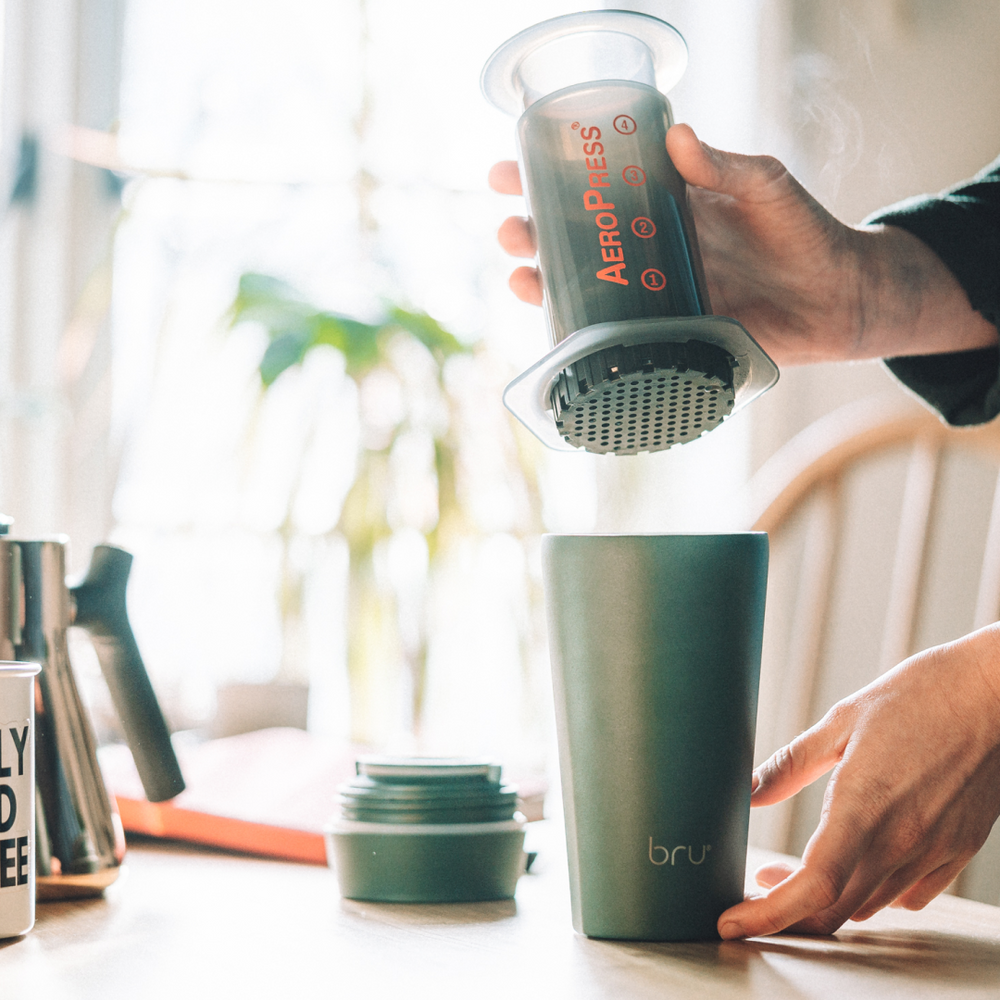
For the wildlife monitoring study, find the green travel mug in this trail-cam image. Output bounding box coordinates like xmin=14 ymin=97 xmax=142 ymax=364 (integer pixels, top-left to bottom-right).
xmin=541 ymin=533 xmax=767 ymax=940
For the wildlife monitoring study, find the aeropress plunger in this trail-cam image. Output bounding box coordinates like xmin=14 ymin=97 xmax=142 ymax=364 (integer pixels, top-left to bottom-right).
xmin=482 ymin=10 xmax=779 ymax=455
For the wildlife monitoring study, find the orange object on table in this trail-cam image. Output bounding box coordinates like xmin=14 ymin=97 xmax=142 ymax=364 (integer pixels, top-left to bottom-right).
xmin=98 ymin=728 xmax=546 ymax=865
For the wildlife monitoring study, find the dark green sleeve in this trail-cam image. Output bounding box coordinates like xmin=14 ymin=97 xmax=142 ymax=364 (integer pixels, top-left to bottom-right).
xmin=864 ymin=157 xmax=1000 ymax=427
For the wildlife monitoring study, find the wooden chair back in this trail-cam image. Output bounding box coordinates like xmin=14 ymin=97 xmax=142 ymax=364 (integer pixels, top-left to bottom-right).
xmin=745 ymin=394 xmax=1000 ymax=903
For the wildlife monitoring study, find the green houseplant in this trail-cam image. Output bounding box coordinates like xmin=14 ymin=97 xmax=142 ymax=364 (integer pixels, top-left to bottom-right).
xmin=228 ymin=272 xmax=471 ymax=741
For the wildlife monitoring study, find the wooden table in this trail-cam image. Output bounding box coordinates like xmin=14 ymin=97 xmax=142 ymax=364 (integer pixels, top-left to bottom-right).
xmin=3 ymin=824 xmax=999 ymax=999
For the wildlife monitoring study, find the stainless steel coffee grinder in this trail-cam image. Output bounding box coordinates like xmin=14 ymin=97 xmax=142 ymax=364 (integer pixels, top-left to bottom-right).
xmin=482 ymin=10 xmax=779 ymax=455
xmin=0 ymin=517 xmax=184 ymax=898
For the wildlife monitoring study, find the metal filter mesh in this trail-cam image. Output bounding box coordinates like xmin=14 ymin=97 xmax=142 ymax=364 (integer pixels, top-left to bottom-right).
xmin=550 ymin=340 xmax=737 ymax=455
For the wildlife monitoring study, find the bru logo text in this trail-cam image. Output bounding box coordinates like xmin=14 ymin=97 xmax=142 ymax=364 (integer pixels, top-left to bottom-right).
xmin=649 ymin=837 xmax=711 ymax=866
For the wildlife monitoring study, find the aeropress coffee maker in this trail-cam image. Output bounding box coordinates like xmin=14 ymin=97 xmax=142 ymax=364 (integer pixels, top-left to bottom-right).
xmin=482 ymin=12 xmax=774 ymax=941
xmin=482 ymin=9 xmax=779 ymax=455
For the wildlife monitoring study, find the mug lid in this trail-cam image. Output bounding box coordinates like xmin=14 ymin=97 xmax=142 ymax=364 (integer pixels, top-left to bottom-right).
xmin=357 ymin=757 xmax=501 ymax=782
xmin=342 ymin=757 xmax=517 ymax=825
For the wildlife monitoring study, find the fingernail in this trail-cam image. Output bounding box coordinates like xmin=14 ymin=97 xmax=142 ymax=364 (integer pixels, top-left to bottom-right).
xmin=751 ymin=772 xmax=760 ymax=793
xmin=718 ymin=921 xmax=746 ymax=940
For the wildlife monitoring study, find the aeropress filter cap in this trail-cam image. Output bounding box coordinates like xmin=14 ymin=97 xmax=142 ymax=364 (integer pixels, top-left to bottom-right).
xmin=483 ymin=11 xmax=778 ymax=455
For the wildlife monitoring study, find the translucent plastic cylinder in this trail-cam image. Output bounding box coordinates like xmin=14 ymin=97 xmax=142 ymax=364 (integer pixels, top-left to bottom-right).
xmin=517 ymin=80 xmax=711 ymax=348
xmin=513 ymin=31 xmax=656 ymax=108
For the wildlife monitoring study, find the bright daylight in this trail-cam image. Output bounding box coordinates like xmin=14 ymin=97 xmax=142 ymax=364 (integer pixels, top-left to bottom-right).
xmin=0 ymin=0 xmax=999 ymax=995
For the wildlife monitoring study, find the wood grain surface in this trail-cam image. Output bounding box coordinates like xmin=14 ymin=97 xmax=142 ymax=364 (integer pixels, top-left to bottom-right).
xmin=1 ymin=826 xmax=998 ymax=999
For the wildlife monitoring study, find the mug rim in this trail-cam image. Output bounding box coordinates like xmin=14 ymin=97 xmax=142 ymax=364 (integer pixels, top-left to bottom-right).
xmin=0 ymin=662 xmax=41 ymax=677
xmin=541 ymin=531 xmax=766 ymax=538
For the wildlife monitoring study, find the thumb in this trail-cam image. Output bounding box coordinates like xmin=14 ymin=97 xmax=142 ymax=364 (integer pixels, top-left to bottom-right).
xmin=665 ymin=123 xmax=789 ymax=203
xmin=751 ymin=709 xmax=851 ymax=807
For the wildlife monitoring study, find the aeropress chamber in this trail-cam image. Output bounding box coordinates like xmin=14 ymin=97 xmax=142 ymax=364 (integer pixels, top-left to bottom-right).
xmin=482 ymin=10 xmax=779 ymax=456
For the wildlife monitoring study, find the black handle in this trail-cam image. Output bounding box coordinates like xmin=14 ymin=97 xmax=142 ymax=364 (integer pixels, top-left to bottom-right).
xmin=71 ymin=545 xmax=185 ymax=802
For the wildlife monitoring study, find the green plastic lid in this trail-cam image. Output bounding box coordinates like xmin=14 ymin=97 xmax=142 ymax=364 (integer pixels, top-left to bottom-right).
xmin=339 ymin=757 xmax=519 ymax=825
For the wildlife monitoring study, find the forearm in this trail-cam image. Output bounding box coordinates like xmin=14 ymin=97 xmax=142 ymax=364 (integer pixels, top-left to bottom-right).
xmin=854 ymin=223 xmax=998 ymax=361
xmin=493 ymin=130 xmax=1000 ymax=372
xmin=966 ymin=621 xmax=1000 ymax=713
